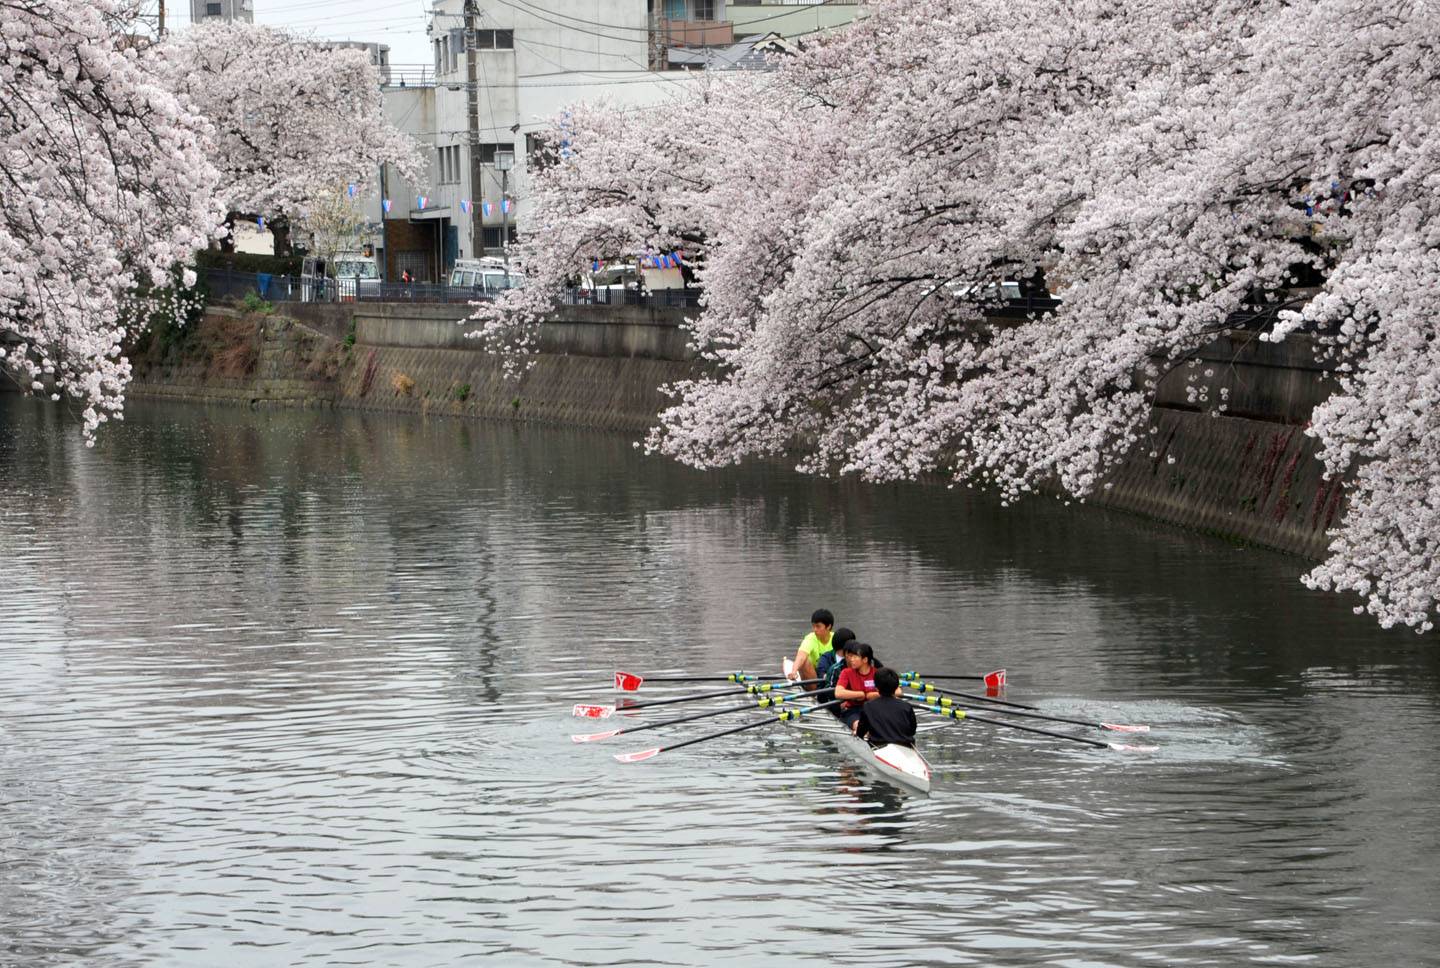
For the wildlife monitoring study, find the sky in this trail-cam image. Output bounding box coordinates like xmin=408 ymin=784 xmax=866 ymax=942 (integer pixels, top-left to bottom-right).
xmin=153 ymin=0 xmax=438 ymax=67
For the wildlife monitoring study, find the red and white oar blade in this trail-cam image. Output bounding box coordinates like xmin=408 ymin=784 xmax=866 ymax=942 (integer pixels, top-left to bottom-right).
xmin=983 ymin=669 xmax=1006 ymax=689
xmin=1101 ymin=722 xmax=1150 ymax=733
xmin=614 ymin=671 xmax=644 ymax=692
xmin=614 ymin=747 xmax=661 ymax=763
xmin=572 ymin=703 xmax=615 ymax=719
xmin=571 ymin=729 xmax=621 ymax=743
xmin=1110 ymin=742 xmax=1160 ymax=753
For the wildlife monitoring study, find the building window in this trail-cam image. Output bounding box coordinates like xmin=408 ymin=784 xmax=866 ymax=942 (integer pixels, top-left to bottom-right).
xmin=476 ymin=142 xmax=513 ymax=165
xmin=435 ymin=146 xmax=464 ymax=185
xmin=206 ymin=1 xmax=222 ymax=14
xmin=482 ymin=226 xmax=518 ymax=249
xmin=696 ymin=0 xmax=715 ymax=19
xmin=473 ymin=29 xmax=514 ymax=50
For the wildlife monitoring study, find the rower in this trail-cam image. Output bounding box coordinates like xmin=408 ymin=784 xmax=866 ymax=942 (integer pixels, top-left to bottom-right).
xmin=789 ymin=608 xmax=835 ymax=689
xmin=834 ymin=642 xmax=880 ymax=729
xmin=853 ymin=668 xmax=917 ymax=747
xmin=814 ymin=627 xmax=855 ymax=703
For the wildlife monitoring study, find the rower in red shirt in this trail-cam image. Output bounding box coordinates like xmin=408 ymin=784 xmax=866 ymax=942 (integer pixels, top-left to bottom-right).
xmin=834 ymin=642 xmax=881 ymax=729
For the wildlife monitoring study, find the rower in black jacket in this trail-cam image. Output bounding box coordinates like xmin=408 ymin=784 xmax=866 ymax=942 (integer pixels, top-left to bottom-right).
xmin=853 ymin=668 xmax=917 ymax=748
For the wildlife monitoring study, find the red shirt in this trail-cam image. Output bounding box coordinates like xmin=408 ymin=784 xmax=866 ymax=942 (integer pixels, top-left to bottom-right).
xmin=837 ymin=666 xmax=876 ymax=710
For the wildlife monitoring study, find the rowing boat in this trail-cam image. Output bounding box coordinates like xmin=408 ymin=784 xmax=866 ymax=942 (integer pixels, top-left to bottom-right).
xmin=776 ymin=658 xmax=936 ymax=794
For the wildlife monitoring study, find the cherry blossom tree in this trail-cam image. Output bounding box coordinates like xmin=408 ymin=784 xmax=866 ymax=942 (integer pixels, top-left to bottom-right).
xmin=474 ymin=0 xmax=1440 ymax=632
xmin=1 ymin=0 xmax=223 ymax=441
xmin=152 ymin=22 xmax=423 ymax=253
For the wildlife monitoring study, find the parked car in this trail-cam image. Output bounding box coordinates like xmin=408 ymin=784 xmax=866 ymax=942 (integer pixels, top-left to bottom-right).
xmin=449 ymin=257 xmax=524 ymax=296
xmin=301 ymin=253 xmax=381 ymax=301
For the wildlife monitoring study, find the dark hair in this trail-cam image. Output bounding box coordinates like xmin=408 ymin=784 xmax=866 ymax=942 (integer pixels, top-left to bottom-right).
xmin=811 ymin=609 xmax=834 ymax=627
xmin=874 ymin=667 xmax=900 ymax=697
xmin=846 ymin=642 xmax=874 ymax=663
xmin=832 ymin=627 xmax=856 ymax=650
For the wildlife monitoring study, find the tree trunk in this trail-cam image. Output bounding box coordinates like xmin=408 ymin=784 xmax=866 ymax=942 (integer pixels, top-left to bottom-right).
xmin=269 ymin=215 xmax=292 ymax=257
xmin=219 ymin=212 xmax=236 ymax=254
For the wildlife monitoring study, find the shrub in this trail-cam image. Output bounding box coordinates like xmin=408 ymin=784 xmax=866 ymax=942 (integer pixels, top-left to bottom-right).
xmin=392 ymin=373 xmax=416 ymax=396
xmin=239 ymin=291 xmax=276 ymax=315
xmin=195 ymin=249 xmax=304 ymax=276
xmin=453 ymin=383 xmax=471 ymax=401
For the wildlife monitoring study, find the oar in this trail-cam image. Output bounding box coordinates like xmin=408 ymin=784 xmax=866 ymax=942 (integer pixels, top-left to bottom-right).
xmin=902 ymin=676 xmax=1040 ymax=711
xmin=901 ymin=669 xmax=1007 ymax=688
xmin=905 ymin=698 xmax=1157 ymax=752
xmin=574 ymin=678 xmax=821 ymax=719
xmin=614 ymin=699 xmax=845 ymax=763
xmin=574 ymin=691 xmax=804 ymax=743
xmin=905 ymin=691 xmax=1148 ymax=733
xmin=614 ymin=670 xmax=786 ymax=691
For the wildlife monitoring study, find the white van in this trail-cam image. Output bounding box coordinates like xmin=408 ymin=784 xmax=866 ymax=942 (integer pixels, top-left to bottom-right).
xmin=449 ymin=257 xmax=524 ymax=296
xmin=302 ymin=252 xmax=380 ymax=301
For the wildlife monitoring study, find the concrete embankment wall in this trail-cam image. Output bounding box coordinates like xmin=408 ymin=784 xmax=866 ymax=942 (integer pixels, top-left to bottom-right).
xmin=1089 ymin=331 xmax=1341 ymax=558
xmin=127 ymin=302 xmax=1343 ymax=558
xmin=128 ymin=302 xmax=695 ymax=434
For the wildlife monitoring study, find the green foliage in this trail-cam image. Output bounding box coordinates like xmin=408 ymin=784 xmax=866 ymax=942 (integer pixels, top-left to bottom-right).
xmin=238 ymin=292 xmax=276 ymax=315
xmin=195 ymin=249 xmax=303 ymax=276
xmin=452 ymin=383 xmax=472 ymax=402
xmin=344 ymin=318 xmax=357 ymax=347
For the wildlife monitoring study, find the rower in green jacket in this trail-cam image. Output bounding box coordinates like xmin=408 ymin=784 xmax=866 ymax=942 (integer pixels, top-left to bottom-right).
xmin=789 ymin=608 xmax=835 ymax=690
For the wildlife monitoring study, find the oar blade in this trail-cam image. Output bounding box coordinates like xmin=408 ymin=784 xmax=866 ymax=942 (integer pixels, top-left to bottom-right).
xmin=1109 ymin=742 xmax=1160 ymax=752
xmin=572 ymin=703 xmax=615 ymax=719
xmin=1101 ymin=722 xmax=1150 ymax=733
xmin=614 ymin=747 xmax=662 ymax=763
xmin=614 ymin=671 xmax=644 ymax=692
xmin=572 ymin=729 xmax=621 ymax=743
xmin=983 ymin=669 xmax=1006 ymax=690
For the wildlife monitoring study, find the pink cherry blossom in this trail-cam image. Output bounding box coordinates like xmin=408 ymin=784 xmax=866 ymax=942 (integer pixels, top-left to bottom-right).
xmin=473 ymin=0 xmax=1440 ymax=632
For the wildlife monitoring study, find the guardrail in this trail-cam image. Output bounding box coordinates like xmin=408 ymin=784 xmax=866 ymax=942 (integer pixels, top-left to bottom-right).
xmin=199 ymin=268 xmax=706 ymax=309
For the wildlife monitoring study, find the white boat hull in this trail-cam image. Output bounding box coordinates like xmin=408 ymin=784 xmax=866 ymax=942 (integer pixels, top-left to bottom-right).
xmin=774 ymin=656 xmax=933 ymax=793
xmin=784 ymin=710 xmax=933 ymax=794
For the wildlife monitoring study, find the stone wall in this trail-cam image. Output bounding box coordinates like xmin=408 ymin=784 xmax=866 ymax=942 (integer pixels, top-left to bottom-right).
xmin=1089 ymin=330 xmax=1341 ymax=558
xmin=127 ymin=302 xmax=1345 ymax=558
xmin=129 ymin=304 xmax=693 ymax=434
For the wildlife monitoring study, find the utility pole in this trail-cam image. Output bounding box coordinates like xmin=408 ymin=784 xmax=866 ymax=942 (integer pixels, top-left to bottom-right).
xmin=158 ymin=0 xmax=165 ymax=36
xmin=464 ymin=0 xmax=487 ymax=258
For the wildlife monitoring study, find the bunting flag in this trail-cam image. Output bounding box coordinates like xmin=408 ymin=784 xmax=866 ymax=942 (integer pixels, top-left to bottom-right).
xmin=591 ymin=258 xmax=600 ymax=272
xmin=460 ymin=199 xmax=471 ymax=214
xmin=346 ymin=183 xmax=358 ymax=199
xmin=482 ymin=201 xmax=493 ymax=217
xmin=501 ymin=198 xmax=511 ymax=215
xmin=256 ymin=216 xmax=265 ymax=231
xmin=382 ymin=198 xmax=392 ymax=214
xmin=416 ymin=195 xmax=428 ymax=210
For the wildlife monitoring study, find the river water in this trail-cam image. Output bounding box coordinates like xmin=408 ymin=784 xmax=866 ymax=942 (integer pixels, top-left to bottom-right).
xmin=1 ymin=396 xmax=1437 ymax=967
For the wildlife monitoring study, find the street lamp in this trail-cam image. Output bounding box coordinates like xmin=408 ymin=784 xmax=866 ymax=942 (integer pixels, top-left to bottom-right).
xmin=495 ymin=150 xmax=514 ymax=269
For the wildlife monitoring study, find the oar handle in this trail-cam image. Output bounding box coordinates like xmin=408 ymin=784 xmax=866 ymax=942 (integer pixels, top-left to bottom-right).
xmin=619 ymin=679 xmax=814 ymax=711
xmin=657 ymin=699 xmax=843 ymax=755
xmin=905 ymin=697 xmax=1111 ymax=749
xmin=616 ymin=691 xmax=806 ymax=736
xmin=902 ymin=677 xmax=1038 ymax=711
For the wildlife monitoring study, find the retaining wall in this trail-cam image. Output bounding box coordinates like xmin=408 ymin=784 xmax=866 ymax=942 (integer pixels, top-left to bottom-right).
xmin=127 ymin=302 xmax=1346 ymax=558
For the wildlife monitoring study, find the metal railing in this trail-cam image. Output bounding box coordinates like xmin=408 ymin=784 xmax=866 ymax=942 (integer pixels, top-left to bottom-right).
xmin=199 ymin=269 xmax=706 ymax=309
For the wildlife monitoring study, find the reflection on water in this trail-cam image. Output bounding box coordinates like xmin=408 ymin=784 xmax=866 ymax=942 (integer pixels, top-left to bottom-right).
xmin=1 ymin=395 xmax=1438 ymax=966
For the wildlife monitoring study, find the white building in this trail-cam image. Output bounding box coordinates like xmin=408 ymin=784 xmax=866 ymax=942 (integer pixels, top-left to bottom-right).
xmin=371 ymin=1 xmax=860 ymax=282
xmin=190 ymin=0 xmax=253 ymax=24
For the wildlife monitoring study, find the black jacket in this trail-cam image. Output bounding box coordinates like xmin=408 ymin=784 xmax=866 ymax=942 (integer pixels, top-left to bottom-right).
xmin=855 ymin=697 xmax=917 ymax=748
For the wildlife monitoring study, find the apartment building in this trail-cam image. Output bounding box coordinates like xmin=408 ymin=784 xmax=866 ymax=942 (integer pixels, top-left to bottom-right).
xmin=373 ymin=1 xmax=861 ymax=281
